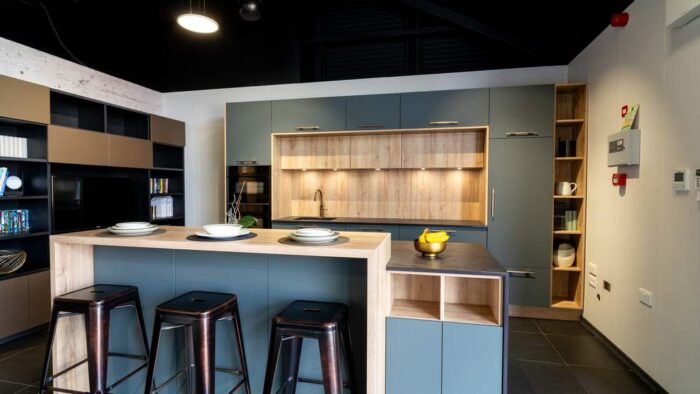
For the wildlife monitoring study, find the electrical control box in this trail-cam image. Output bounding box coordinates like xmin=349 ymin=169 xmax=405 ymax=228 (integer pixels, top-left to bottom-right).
xmin=608 ymin=129 xmax=641 ymax=167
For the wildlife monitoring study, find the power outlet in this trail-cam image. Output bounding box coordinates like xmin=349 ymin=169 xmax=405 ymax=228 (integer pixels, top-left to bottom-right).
xmin=588 ymin=262 xmax=598 ymax=276
xmin=588 ymin=273 xmax=597 ymax=289
xmin=639 ymin=288 xmax=653 ymax=307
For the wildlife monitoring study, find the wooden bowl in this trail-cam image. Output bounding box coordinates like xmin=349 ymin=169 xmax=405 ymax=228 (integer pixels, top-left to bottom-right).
xmin=414 ymin=240 xmax=447 ymax=259
xmin=0 ymin=250 xmax=27 ymax=275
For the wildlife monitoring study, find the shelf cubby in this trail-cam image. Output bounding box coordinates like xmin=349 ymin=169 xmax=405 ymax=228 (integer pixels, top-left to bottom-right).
xmin=153 ymin=143 xmax=184 ymax=170
xmin=0 ymin=234 xmax=49 ymax=279
xmin=50 ymin=92 xmax=105 ymax=132
xmin=106 ymin=106 xmax=149 ymax=140
xmin=390 ymin=273 xmax=441 ymax=321
xmin=443 ymin=275 xmax=502 ymax=326
xmin=0 ymin=119 xmax=48 ymax=161
xmin=551 ymin=270 xmax=583 ymax=309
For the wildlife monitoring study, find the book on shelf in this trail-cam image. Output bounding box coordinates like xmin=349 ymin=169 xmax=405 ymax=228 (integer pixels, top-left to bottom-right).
xmin=149 ymin=178 xmax=170 ymax=194
xmin=0 ymin=136 xmax=28 ymax=159
xmin=565 ymin=210 xmax=578 ymax=231
xmin=150 ymin=196 xmax=174 ymax=219
xmin=0 ymin=209 xmax=30 ymax=234
xmin=0 ymin=167 xmax=8 ymax=196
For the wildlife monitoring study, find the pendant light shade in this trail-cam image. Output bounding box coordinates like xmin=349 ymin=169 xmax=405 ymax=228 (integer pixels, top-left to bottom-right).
xmin=177 ymin=13 xmax=219 ymax=33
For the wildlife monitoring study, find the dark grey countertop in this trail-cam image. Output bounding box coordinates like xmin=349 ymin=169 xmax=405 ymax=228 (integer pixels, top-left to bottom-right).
xmin=273 ymin=216 xmax=487 ymax=228
xmin=387 ymin=240 xmax=506 ymax=276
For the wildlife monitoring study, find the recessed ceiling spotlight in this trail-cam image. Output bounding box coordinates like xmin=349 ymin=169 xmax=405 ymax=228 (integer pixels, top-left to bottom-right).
xmin=178 ymin=0 xmax=219 ymax=34
xmin=239 ymin=0 xmax=262 ymax=22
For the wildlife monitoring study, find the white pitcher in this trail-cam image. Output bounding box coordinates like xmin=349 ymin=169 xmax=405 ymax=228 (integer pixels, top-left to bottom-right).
xmin=555 ymin=181 xmax=578 ymax=196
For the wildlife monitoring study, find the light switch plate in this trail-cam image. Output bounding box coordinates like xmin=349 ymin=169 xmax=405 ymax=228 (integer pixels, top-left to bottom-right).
xmin=588 ymin=274 xmax=597 ymax=289
xmin=588 ymin=262 xmax=598 ymax=276
xmin=639 ymin=288 xmax=653 ymax=307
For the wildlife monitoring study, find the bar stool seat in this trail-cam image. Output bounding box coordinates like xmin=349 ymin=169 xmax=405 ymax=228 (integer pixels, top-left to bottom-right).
xmin=144 ymin=291 xmax=251 ymax=394
xmin=263 ymin=300 xmax=357 ymax=394
xmin=40 ymin=284 xmax=150 ymax=394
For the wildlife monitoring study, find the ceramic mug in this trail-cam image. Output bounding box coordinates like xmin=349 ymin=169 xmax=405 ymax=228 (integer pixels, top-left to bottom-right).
xmin=555 ymin=181 xmax=578 ymax=196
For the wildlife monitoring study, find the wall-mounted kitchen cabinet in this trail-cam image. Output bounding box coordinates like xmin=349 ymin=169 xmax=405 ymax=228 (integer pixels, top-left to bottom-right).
xmin=0 ymin=76 xmax=50 ymax=124
xmin=48 ymin=125 xmax=109 ymax=166
xmin=489 ymin=85 xmax=554 ymax=139
xmin=401 ymin=130 xmax=485 ymax=169
xmin=107 ymin=134 xmax=153 ymax=169
xmin=272 ymin=97 xmax=346 ymax=133
xmin=346 ymin=94 xmax=400 ymax=130
xmin=226 ymin=101 xmax=271 ymax=166
xmin=400 ymin=89 xmax=489 ymax=129
xmin=150 ymin=115 xmax=186 ymax=147
xmin=313 ymin=135 xmax=350 ymax=169
xmin=348 ymin=133 xmax=401 ymax=169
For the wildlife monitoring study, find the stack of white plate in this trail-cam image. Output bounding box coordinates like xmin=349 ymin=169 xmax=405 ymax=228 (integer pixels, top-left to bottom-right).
xmin=288 ymin=228 xmax=340 ymax=244
xmin=108 ymin=222 xmax=159 ymax=236
xmin=196 ymin=224 xmax=250 ymax=239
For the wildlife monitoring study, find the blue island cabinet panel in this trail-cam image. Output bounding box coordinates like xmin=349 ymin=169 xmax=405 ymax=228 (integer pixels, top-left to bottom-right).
xmin=398 ymin=225 xmax=487 ymax=245
xmin=271 ymin=97 xmax=346 ymax=133
xmin=346 ymin=94 xmax=400 ymax=130
xmin=400 ymin=89 xmax=489 ymax=129
xmin=386 ymin=317 xmax=442 ymax=394
xmin=442 ymin=323 xmax=503 ymax=394
xmin=226 ymin=101 xmax=272 ymax=166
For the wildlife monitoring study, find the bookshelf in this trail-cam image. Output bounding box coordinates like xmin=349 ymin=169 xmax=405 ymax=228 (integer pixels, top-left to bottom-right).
xmin=551 ymin=84 xmax=587 ymax=310
xmin=149 ymin=143 xmax=185 ymax=225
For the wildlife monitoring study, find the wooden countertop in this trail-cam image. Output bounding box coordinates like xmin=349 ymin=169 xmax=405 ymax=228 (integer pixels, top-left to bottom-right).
xmin=274 ymin=217 xmax=487 ymax=228
xmin=387 ymin=240 xmax=506 ymax=276
xmin=50 ymin=226 xmax=390 ymax=260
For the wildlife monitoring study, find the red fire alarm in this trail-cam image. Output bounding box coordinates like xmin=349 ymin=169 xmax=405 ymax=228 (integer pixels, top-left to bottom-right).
xmin=621 ymin=105 xmax=628 ymax=118
xmin=611 ymin=12 xmax=629 ymax=27
xmin=612 ymin=173 xmax=627 ymax=186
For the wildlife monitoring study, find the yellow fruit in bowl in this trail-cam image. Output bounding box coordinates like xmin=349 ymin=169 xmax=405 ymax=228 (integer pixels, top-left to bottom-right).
xmin=426 ymin=231 xmax=449 ymax=243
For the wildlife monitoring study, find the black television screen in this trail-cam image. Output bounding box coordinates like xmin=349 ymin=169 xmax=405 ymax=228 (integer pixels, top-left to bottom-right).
xmin=52 ymin=175 xmax=144 ymax=233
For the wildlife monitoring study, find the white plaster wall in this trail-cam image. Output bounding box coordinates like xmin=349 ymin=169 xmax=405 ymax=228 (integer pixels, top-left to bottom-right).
xmin=0 ymin=37 xmax=162 ymax=114
xmin=162 ymin=66 xmax=568 ymax=225
xmin=569 ymin=0 xmax=700 ymax=391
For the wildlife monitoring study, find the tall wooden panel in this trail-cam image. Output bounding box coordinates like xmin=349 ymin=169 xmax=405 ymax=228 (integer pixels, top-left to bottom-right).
xmin=0 ymin=75 xmax=50 ymax=124
xmin=108 ymin=134 xmax=153 ymax=169
xmin=150 ymin=115 xmax=185 ymax=146
xmin=349 ymin=134 xmax=401 ymax=169
xmin=48 ymin=125 xmax=108 ymax=166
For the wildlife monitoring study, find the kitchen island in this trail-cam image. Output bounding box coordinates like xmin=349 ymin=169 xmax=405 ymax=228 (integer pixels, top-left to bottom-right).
xmin=49 ymin=227 xmax=507 ymax=393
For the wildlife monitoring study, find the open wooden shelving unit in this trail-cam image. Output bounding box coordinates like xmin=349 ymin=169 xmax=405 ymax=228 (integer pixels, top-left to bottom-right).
xmin=388 ymin=271 xmax=502 ymax=326
xmin=551 ymin=84 xmax=587 ymax=310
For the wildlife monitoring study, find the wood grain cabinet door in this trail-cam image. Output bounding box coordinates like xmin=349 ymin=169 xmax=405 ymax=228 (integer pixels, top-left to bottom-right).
xmin=108 ymin=134 xmax=153 ymax=168
xmin=0 ymin=75 xmax=50 ymax=124
xmin=28 ymin=271 xmax=51 ymax=327
xmin=150 ymin=115 xmax=185 ymax=146
xmin=312 ymin=135 xmax=350 ymax=169
xmin=48 ymin=125 xmax=109 ymax=166
xmin=349 ymin=134 xmax=401 ymax=169
xmin=0 ymin=275 xmax=29 ymax=338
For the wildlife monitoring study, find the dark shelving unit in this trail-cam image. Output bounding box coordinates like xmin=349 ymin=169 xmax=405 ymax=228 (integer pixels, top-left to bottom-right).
xmin=50 ymin=92 xmax=105 ymax=132
xmin=153 ymin=143 xmax=184 ymax=169
xmin=106 ymin=105 xmax=149 ymax=139
xmin=149 ymin=143 xmax=185 ymax=226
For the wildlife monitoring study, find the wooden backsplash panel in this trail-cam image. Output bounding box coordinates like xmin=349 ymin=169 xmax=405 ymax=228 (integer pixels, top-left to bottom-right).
xmin=275 ymin=169 xmax=486 ymax=222
xmin=401 ymin=131 xmax=484 ymax=169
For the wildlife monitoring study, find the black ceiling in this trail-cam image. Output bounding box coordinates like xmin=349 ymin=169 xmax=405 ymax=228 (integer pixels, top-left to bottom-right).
xmin=0 ymin=0 xmax=633 ymax=92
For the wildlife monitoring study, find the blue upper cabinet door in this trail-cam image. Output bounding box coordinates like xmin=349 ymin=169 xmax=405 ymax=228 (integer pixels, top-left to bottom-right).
xmin=346 ymin=94 xmax=400 ymax=131
xmin=488 ymin=138 xmax=553 ymax=268
xmin=271 ymin=97 xmax=346 ymax=133
xmin=226 ymin=101 xmax=272 ymax=166
xmin=489 ymin=85 xmax=554 ymax=139
xmin=442 ymin=323 xmax=503 ymax=394
xmin=400 ymin=89 xmax=489 ymax=129
xmin=386 ymin=318 xmax=442 ymax=394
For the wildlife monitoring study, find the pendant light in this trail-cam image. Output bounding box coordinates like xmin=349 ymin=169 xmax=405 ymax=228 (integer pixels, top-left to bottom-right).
xmin=178 ymin=0 xmax=219 ymax=34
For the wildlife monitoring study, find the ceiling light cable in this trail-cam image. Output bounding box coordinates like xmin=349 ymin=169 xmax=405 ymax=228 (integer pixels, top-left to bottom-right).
xmin=36 ymin=1 xmax=86 ymax=66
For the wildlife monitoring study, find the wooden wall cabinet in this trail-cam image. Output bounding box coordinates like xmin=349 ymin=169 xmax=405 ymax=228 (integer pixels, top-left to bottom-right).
xmin=150 ymin=114 xmax=186 ymax=146
xmin=312 ymin=135 xmax=350 ymax=169
xmin=107 ymin=134 xmax=153 ymax=169
xmin=349 ymin=134 xmax=401 ymax=169
xmin=0 ymin=75 xmax=50 ymax=124
xmin=48 ymin=125 xmax=108 ymax=166
xmin=401 ymin=131 xmax=485 ymax=169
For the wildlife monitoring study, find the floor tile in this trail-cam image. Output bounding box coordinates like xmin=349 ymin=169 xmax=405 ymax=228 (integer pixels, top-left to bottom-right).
xmin=534 ymin=319 xmax=593 ymax=336
xmin=509 ymin=331 xmax=563 ymax=363
xmin=510 ymin=317 xmax=539 ymax=333
xmin=0 ymin=345 xmax=45 ymax=385
xmin=547 ymin=335 xmax=629 ymax=370
xmin=0 ymin=330 xmax=46 ymax=363
xmin=0 ymin=381 xmax=28 ymax=394
xmin=509 ymin=359 xmax=587 ymax=394
xmin=572 ymin=366 xmax=655 ymax=394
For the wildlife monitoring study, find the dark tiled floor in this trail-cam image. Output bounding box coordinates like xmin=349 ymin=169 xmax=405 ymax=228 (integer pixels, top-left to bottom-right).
xmin=509 ymin=318 xmax=657 ymax=394
xmin=0 ymin=319 xmax=659 ymax=393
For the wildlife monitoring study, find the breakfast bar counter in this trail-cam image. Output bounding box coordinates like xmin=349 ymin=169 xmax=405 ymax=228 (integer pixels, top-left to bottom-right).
xmin=50 ymin=226 xmax=390 ymax=393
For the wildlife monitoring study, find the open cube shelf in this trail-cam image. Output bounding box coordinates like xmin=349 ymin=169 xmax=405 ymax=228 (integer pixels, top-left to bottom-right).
xmin=390 ymin=273 xmax=441 ymax=320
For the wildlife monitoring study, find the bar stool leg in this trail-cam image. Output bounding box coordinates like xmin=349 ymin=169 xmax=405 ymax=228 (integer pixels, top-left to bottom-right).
xmin=191 ymin=318 xmax=216 ymax=394
xmin=84 ymin=307 xmax=110 ymax=394
xmin=143 ymin=314 xmax=163 ymax=394
xmin=39 ymin=307 xmax=61 ymax=393
xmin=319 ymin=331 xmax=343 ymax=394
xmin=133 ymin=295 xmax=151 ymax=357
xmin=283 ymin=337 xmax=303 ymax=394
xmin=263 ymin=328 xmax=283 ymax=394
xmin=341 ymin=323 xmax=357 ymax=393
xmin=230 ymin=301 xmax=252 ymax=393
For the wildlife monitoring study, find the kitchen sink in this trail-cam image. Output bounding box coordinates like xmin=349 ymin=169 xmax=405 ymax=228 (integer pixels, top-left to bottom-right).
xmin=292 ymin=216 xmax=338 ymax=221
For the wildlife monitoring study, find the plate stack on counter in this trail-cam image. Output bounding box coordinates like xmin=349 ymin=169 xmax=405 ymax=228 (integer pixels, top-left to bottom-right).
xmin=108 ymin=222 xmax=160 ymax=236
xmin=288 ymin=227 xmax=340 ymax=244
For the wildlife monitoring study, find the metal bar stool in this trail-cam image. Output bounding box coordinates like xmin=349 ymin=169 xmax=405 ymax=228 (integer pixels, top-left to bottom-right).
xmin=144 ymin=291 xmax=251 ymax=394
xmin=40 ymin=284 xmax=150 ymax=394
xmin=263 ymin=300 xmax=357 ymax=394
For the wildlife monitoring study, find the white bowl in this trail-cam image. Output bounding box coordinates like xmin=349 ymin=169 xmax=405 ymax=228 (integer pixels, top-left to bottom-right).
xmin=553 ymin=243 xmax=576 ymax=267
xmin=115 ymin=222 xmax=151 ymax=229
xmin=294 ymin=227 xmax=333 ymax=237
xmin=203 ymin=224 xmax=242 ymax=236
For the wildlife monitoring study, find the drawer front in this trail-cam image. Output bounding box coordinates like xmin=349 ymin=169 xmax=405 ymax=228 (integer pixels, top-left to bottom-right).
xmin=398 ymin=225 xmax=487 ymax=245
xmin=505 ymin=266 xmax=550 ymax=307
xmin=272 ymin=222 xmax=346 ymax=232
xmin=489 ymin=85 xmax=555 ymax=139
xmin=386 ymin=317 xmax=442 ymax=394
xmin=345 ymin=224 xmax=399 ymax=240
xmin=150 ymin=115 xmax=186 ymax=146
xmin=0 ymin=75 xmax=50 ymax=124
xmin=346 ymin=94 xmax=400 ymax=130
xmin=400 ymin=89 xmax=489 ymax=129
xmin=272 ymin=97 xmax=346 ymax=133
xmin=108 ymin=134 xmax=153 ymax=169
xmin=442 ymin=322 xmax=503 ymax=394
xmin=48 ymin=125 xmax=108 ymax=166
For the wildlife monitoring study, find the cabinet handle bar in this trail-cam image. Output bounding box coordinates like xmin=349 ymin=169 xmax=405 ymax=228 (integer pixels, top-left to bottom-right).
xmin=505 ymin=131 xmax=539 ymax=137
xmin=359 ymin=124 xmax=386 ymax=129
xmin=295 ymin=126 xmax=321 ymax=131
xmin=428 ymin=121 xmax=459 ymax=126
xmin=507 ymin=270 xmax=535 ymax=278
